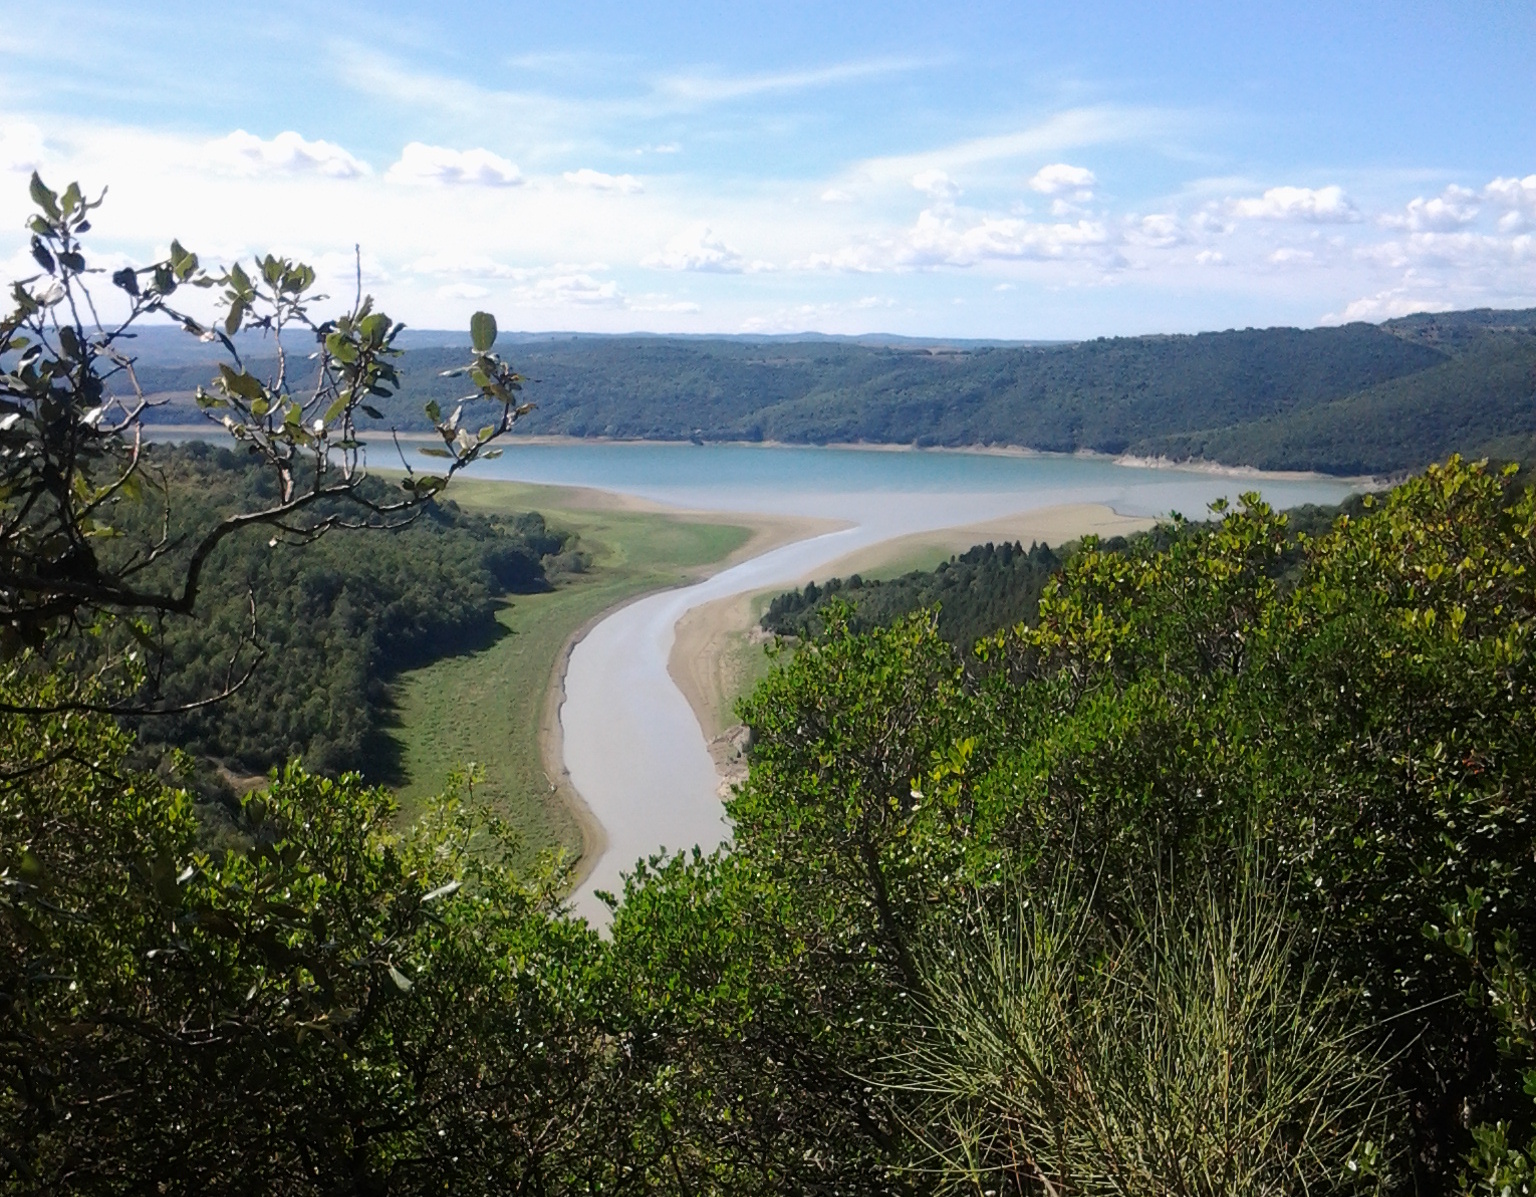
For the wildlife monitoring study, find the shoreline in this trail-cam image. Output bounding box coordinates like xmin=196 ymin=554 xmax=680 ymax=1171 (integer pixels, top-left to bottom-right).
xmin=529 ymin=486 xmax=845 ymax=889
xmin=142 ymin=424 xmax=1379 ymax=486
xmin=664 ymin=501 xmax=1161 ymax=797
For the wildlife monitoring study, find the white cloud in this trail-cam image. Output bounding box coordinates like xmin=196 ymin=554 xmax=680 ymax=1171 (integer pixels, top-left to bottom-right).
xmin=1485 ymin=174 xmax=1536 ymax=210
xmin=1195 ymin=250 xmax=1226 ymax=266
xmin=994 ymin=282 xmax=1016 ymax=291
xmin=656 ymin=57 xmax=924 ymax=103
xmin=1486 ymin=175 xmax=1536 ymax=230
xmin=1233 ymin=185 xmax=1360 ymax=223
xmin=852 ymin=106 xmax=1175 ymax=187
xmin=1384 ymin=185 xmax=1478 ymax=231
xmin=1029 ymin=163 xmax=1096 ymax=198
xmin=501 ymin=273 xmax=624 ymax=307
xmin=563 ymin=168 xmax=643 ymax=193
xmin=820 ymin=188 xmax=855 ymax=203
xmin=0 ymin=122 xmax=45 ymax=173
xmin=437 ymin=282 xmax=490 ymax=300
xmin=1331 ymin=288 xmax=1455 ymax=322
xmin=1128 ymin=213 xmax=1183 ymax=248
xmin=644 ymin=227 xmax=772 ymax=273
xmin=797 ymin=202 xmax=1115 ymax=273
xmin=911 ymin=169 xmax=961 ymax=202
xmin=629 ymin=296 xmax=701 ymax=313
xmin=386 ymin=142 xmax=522 ymax=187
xmin=412 ymin=252 xmax=526 ymax=279
xmin=1267 ymin=247 xmax=1315 ymax=265
xmin=205 ymin=130 xmax=371 ymax=179
xmin=904 ymin=211 xmax=1110 ymax=267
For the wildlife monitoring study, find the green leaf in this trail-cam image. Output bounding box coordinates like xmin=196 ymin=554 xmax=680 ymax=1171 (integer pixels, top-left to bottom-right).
xmin=325 ymin=332 xmax=359 ymax=365
xmin=323 ymin=392 xmax=349 ymax=424
xmin=224 ymin=299 xmax=245 ymax=336
xmin=470 ymin=310 xmax=497 ymax=353
xmin=60 ymin=181 xmax=82 ymax=216
xmin=424 ymin=399 xmax=441 ymax=423
xmin=419 ymin=447 xmax=451 ymax=458
xmin=29 ymin=172 xmax=59 ymax=220
xmin=217 ymin=364 xmax=265 ymax=402
xmin=361 ymin=405 xmax=384 ymax=419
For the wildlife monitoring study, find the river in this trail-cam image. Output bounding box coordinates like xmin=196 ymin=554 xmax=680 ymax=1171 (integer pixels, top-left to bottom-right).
xmin=457 ymin=443 xmax=1363 ymax=924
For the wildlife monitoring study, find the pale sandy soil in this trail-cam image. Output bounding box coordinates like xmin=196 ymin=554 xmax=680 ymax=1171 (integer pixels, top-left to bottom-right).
xmin=666 ymin=502 xmax=1159 ymax=791
xmin=532 ymin=487 xmax=844 ymax=884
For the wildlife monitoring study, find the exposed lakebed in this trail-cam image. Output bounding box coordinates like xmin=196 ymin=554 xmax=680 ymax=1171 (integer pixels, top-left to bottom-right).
xmin=456 ymin=443 xmax=1363 ymax=923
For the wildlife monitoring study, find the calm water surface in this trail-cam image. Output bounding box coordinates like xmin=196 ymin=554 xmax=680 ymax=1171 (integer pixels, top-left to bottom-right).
xmin=458 ymin=443 xmax=1362 ymax=924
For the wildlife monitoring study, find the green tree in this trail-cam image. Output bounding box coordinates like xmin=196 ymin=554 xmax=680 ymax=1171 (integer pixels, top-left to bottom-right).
xmin=0 ymin=174 xmax=527 ymax=695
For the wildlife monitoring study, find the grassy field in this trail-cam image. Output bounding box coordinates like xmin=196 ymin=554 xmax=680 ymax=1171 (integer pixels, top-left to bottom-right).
xmin=386 ymin=478 xmax=752 ymax=868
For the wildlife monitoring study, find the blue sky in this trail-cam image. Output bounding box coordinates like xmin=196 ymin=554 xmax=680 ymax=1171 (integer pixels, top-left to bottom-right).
xmin=1 ymin=1 xmax=1532 ymax=337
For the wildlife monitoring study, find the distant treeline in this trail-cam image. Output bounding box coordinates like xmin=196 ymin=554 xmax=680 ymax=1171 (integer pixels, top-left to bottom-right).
xmin=762 ymin=497 xmax=1367 ymax=655
xmin=127 ymin=307 xmax=1536 ymax=475
xmin=762 ymin=540 xmax=1065 ymax=653
xmin=114 ymin=443 xmax=583 ymax=776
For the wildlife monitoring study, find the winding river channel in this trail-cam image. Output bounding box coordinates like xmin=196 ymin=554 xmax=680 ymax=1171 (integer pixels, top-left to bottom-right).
xmin=460 ymin=443 xmax=1363 ymax=924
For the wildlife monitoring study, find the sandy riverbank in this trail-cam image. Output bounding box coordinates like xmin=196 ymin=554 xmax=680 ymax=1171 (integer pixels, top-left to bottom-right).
xmin=531 ymin=483 xmax=845 ymax=888
xmin=666 ymin=501 xmax=1159 ymax=794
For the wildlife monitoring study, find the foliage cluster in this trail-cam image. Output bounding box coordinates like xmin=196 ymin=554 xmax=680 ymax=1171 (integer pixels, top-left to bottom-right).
xmin=130 ymin=310 xmax=1536 ymax=474
xmin=122 ymin=442 xmax=582 ymax=776
xmin=760 ymin=538 xmax=1064 ymax=653
xmin=8 ymin=448 xmax=1536 ymax=1194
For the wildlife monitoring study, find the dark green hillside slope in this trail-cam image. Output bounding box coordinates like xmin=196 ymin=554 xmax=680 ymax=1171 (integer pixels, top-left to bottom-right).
xmin=125 ymin=309 xmax=1536 ymax=474
xmin=1148 ymin=331 xmax=1536 ymax=473
xmin=105 ymin=444 xmax=581 ymax=776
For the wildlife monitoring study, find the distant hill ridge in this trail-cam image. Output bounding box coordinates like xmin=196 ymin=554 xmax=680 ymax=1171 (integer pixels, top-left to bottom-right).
xmin=124 ymin=307 xmax=1536 ymax=476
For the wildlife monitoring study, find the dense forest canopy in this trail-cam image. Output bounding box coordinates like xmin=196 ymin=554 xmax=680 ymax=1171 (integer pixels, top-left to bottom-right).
xmin=117 ymin=442 xmax=583 ymax=778
xmin=130 ymin=307 xmax=1536 ymax=475
xmin=8 ymin=456 xmax=1536 ymax=1195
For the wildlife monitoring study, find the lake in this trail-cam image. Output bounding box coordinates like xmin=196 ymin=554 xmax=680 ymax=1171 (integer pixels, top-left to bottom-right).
xmin=455 ymin=442 xmax=1364 ymax=923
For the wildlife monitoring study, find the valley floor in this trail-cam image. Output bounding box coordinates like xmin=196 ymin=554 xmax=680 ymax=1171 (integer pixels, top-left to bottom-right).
xmin=385 ymin=477 xmax=830 ymax=875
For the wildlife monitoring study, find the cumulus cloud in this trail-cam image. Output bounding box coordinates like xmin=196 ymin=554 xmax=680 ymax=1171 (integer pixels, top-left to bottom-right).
xmin=411 ymin=252 xmax=527 ymax=279
xmin=1331 ymin=288 xmax=1455 ymax=322
xmin=1128 ymin=213 xmax=1184 ymax=248
xmin=514 ymin=273 xmax=624 ymax=306
xmin=0 ymin=122 xmax=45 ymax=173
xmin=206 ymin=130 xmax=371 ymax=178
xmin=1195 ymin=250 xmax=1226 ymax=266
xmin=629 ymin=296 xmax=701 ymax=313
xmin=643 ymin=227 xmax=772 ymax=273
xmin=563 ymin=168 xmax=643 ymax=193
xmin=1028 ymin=163 xmax=1096 ymax=198
xmin=1485 ymin=175 xmax=1536 ymax=230
xmin=903 ymin=210 xmax=1109 ymax=267
xmin=1232 ymin=185 xmax=1360 ymax=223
xmin=820 ymin=188 xmax=855 ymax=203
xmin=437 ymin=282 xmax=490 ymax=300
xmin=1384 ymin=185 xmax=1479 ymax=231
xmin=1267 ymin=247 xmax=1315 ymax=265
xmin=911 ymin=169 xmax=960 ymax=202
xmin=387 ymin=142 xmax=522 ymax=186
xmin=803 ymin=209 xmax=1114 ymax=272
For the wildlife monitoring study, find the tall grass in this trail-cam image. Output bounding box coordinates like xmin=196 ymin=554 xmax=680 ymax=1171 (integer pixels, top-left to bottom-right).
xmin=887 ymin=867 xmax=1400 ymax=1196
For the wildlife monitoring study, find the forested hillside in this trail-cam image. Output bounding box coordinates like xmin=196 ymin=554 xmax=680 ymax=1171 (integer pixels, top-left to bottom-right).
xmin=128 ymin=308 xmax=1536 ymax=475
xmin=11 ymin=457 xmax=1536 ymax=1194
xmin=760 ymin=497 xmax=1364 ymax=653
xmin=111 ymin=443 xmax=583 ymax=776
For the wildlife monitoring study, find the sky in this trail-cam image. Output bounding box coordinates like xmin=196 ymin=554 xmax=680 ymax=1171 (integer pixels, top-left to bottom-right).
xmin=0 ymin=0 xmax=1533 ymax=338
